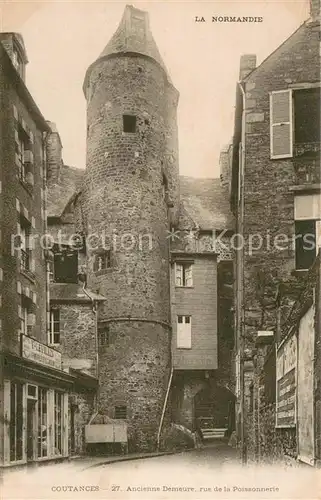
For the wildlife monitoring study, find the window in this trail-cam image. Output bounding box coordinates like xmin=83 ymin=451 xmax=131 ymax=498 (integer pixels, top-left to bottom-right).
xmin=294 ymin=88 xmax=320 ymax=144
xmin=270 ymin=87 xmax=321 ymax=159
xmin=294 ymin=193 xmax=321 ymax=270
xmin=162 ymin=173 xmax=168 ymax=202
xmin=21 ymin=303 xmax=28 ymax=335
xmin=177 ymin=315 xmax=192 ymax=349
xmin=38 ymin=387 xmax=48 ymax=458
xmin=53 ymin=246 xmax=78 ymax=283
xmin=15 ymin=126 xmax=33 ymax=185
xmin=10 ymin=382 xmax=23 ymax=462
xmin=295 ymin=220 xmax=321 ymax=270
xmin=93 ymin=251 xmax=111 ymax=272
xmin=114 ymin=405 xmax=127 ymax=419
xmin=49 ymin=309 xmax=60 ymax=345
xmin=98 ymin=324 xmax=110 ymax=346
xmin=123 ymin=115 xmax=137 ymax=133
xmin=20 ymin=296 xmax=33 ymax=336
xmin=54 ymin=392 xmax=63 ymax=455
xmin=20 ymin=220 xmax=31 ymax=273
xmin=175 ymin=263 xmax=193 ymax=287
xmin=48 ymin=259 xmax=54 ymax=282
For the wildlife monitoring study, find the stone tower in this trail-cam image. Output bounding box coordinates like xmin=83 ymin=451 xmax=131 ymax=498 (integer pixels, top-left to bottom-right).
xmin=83 ymin=5 xmax=179 ymax=451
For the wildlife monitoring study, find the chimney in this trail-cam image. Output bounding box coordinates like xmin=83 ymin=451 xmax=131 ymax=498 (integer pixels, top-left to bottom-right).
xmin=219 ymin=143 xmax=233 ymax=190
xmin=45 ymin=121 xmax=63 ymax=183
xmin=0 ymin=33 xmax=28 ymax=82
xmin=310 ymin=0 xmax=320 ymax=21
xmin=239 ymin=54 xmax=256 ymax=81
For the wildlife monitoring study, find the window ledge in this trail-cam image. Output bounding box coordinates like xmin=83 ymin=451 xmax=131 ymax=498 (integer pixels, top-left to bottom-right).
xmin=291 ymin=269 xmax=309 ymax=277
xmin=20 ymin=269 xmax=36 ymax=284
xmin=175 ymin=286 xmax=194 ymax=289
xmin=289 ymin=184 xmax=321 ymax=193
xmin=18 ymin=176 xmax=34 ymax=196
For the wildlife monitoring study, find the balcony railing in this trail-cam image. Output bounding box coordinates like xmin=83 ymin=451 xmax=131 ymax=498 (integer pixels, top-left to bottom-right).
xmin=293 ymin=142 xmax=321 ymax=186
xmin=21 ymin=249 xmax=30 ymax=272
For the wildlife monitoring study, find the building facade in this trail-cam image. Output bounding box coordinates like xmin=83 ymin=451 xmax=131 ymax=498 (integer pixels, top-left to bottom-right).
xmin=44 ymin=5 xmax=236 ymax=454
xmin=229 ymin=0 xmax=321 ymax=465
xmin=0 ymin=33 xmax=97 ymax=468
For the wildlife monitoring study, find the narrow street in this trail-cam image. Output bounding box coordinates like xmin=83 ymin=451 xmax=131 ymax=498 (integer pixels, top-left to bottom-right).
xmin=2 ymin=441 xmax=319 ymax=500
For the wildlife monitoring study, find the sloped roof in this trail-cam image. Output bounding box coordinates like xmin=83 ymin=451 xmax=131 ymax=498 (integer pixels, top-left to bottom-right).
xmin=47 ymin=168 xmax=234 ymax=232
xmin=50 ymin=283 xmax=106 ymax=302
xmin=243 ymin=21 xmax=317 ymax=83
xmin=47 ymin=165 xmax=84 ymax=218
xmin=83 ymin=4 xmax=173 ymax=91
xmin=50 ymin=283 xmax=90 ymax=302
xmin=179 ymin=176 xmax=235 ymax=231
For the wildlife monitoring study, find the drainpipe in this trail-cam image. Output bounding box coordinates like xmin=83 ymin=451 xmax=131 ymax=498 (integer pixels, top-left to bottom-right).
xmin=82 ymin=282 xmax=99 ymax=412
xmin=157 ymin=365 xmax=174 ymax=451
xmin=156 ymin=200 xmax=174 ymax=451
xmin=42 ymin=132 xmax=51 ymax=343
xmin=237 ymin=80 xmax=247 ymax=465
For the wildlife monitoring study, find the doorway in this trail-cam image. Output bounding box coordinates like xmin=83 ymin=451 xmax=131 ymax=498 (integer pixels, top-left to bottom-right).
xmin=27 ymin=400 xmax=36 ymax=461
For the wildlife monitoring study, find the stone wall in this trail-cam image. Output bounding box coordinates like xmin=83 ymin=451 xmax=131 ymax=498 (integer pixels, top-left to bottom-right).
xmin=235 ymin=18 xmax=320 ymax=461
xmin=69 ymin=392 xmax=95 ymax=456
xmin=98 ymin=320 xmax=171 ymax=452
xmin=0 ymin=50 xmax=47 ymax=355
xmin=51 ymin=302 xmax=97 ymax=377
xmin=83 ymin=37 xmax=179 ymax=450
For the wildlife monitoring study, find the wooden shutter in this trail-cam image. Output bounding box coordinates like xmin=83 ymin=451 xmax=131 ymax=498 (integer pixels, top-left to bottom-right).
xmin=175 ymin=263 xmax=183 ymax=286
xmin=270 ymin=90 xmax=293 ymax=159
xmin=185 ymin=265 xmax=193 ymax=287
xmin=177 ymin=316 xmax=192 ymax=349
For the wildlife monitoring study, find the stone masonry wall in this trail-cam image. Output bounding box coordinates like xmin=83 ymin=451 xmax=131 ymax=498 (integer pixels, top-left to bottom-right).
xmin=98 ymin=320 xmax=171 ymax=452
xmin=83 ymin=50 xmax=178 ymax=451
xmin=84 ymin=55 xmax=173 ymax=323
xmin=0 ymin=57 xmax=47 ymax=355
xmin=243 ymin=21 xmax=320 ymax=351
xmin=240 ymin=20 xmax=320 ymax=462
xmin=52 ymin=302 xmax=97 ymax=377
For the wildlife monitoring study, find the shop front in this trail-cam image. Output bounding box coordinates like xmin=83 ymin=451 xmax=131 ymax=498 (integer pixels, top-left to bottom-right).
xmin=1 ymin=335 xmax=74 ymax=467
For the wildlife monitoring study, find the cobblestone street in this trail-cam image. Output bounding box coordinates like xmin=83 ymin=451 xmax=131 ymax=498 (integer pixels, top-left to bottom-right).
xmin=2 ymin=441 xmax=320 ymax=500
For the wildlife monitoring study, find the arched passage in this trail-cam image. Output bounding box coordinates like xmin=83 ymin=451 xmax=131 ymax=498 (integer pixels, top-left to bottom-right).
xmin=194 ymin=382 xmax=236 ymax=435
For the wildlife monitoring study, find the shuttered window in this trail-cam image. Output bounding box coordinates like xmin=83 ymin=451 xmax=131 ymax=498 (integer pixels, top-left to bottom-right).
xmin=294 ymin=193 xmax=321 ymax=270
xmin=295 ymin=220 xmax=316 ymax=270
xmin=175 ymin=263 xmax=193 ymax=287
xmin=270 ymin=89 xmax=293 ymax=159
xmin=177 ymin=315 xmax=192 ymax=349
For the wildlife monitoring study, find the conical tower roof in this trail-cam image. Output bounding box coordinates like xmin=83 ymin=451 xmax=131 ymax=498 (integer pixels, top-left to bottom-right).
xmin=84 ymin=4 xmax=173 ymax=93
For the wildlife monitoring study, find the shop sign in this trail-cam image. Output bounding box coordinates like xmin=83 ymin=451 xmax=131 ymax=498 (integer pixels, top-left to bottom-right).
xmin=21 ymin=335 xmax=62 ymax=370
xmin=276 ymin=333 xmax=297 ymax=428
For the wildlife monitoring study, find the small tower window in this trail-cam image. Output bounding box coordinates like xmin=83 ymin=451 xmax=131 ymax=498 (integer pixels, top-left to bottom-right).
xmin=114 ymin=405 xmax=127 ymax=419
xmin=123 ymin=115 xmax=137 ymax=133
xmin=93 ymin=250 xmax=111 ymax=272
xmin=98 ymin=325 xmax=110 ymax=347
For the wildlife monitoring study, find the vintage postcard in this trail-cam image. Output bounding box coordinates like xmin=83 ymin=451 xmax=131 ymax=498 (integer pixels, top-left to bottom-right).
xmin=0 ymin=0 xmax=320 ymax=499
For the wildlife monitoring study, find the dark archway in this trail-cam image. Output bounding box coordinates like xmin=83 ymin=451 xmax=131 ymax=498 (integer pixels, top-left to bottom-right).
xmin=194 ymin=383 xmax=236 ymax=435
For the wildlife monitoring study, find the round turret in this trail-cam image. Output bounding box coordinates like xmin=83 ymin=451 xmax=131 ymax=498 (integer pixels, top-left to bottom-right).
xmin=83 ymin=5 xmax=179 ymax=451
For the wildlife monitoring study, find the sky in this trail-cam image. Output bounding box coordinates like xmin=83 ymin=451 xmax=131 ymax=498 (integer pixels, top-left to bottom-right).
xmin=0 ymin=0 xmax=310 ymax=178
